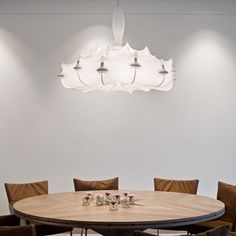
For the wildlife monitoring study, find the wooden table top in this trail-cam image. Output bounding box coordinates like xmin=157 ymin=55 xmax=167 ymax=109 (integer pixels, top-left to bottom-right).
xmin=13 ymin=190 xmax=224 ymax=229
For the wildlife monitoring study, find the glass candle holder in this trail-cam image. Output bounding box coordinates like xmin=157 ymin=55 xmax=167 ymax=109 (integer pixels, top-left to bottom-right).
xmin=95 ymin=194 xmax=104 ymax=206
xmin=105 ymin=192 xmax=112 ymax=204
xmin=113 ymin=194 xmax=121 ymax=203
xmin=128 ymin=194 xmax=135 ymax=205
xmin=110 ymin=200 xmax=118 ymax=211
xmin=82 ymin=196 xmax=90 ymax=206
xmin=121 ymin=197 xmax=130 ymax=208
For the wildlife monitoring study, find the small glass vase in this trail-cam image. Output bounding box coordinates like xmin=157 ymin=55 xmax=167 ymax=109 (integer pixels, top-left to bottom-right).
xmin=128 ymin=194 xmax=135 ymax=205
xmin=95 ymin=194 xmax=104 ymax=206
xmin=121 ymin=197 xmax=130 ymax=208
xmin=86 ymin=192 xmax=94 ymax=200
xmin=110 ymin=200 xmax=118 ymax=211
xmin=113 ymin=194 xmax=121 ymax=203
xmin=82 ymin=196 xmax=90 ymax=206
xmin=105 ymin=192 xmax=112 ymax=205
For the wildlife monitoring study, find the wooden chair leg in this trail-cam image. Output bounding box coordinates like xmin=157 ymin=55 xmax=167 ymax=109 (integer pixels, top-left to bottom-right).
xmin=81 ymin=228 xmax=84 ymax=236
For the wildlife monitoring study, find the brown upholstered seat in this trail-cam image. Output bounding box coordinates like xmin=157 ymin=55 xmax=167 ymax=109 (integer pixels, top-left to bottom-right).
xmin=188 ymin=181 xmax=236 ymax=234
xmin=0 ymin=214 xmax=20 ymax=226
xmin=134 ymin=226 xmax=228 ymax=236
xmin=154 ymin=178 xmax=199 ymax=194
xmin=73 ymin=177 xmax=119 ymax=191
xmin=0 ymin=214 xmax=36 ymax=236
xmin=189 ymin=220 xmax=232 ymax=233
xmin=5 ymin=181 xmax=48 ymax=212
xmin=0 ymin=225 xmax=36 ymax=236
xmin=5 ymin=180 xmax=73 ymax=236
xmin=195 ymin=226 xmax=229 ymax=236
xmin=217 ymin=182 xmax=236 ymax=225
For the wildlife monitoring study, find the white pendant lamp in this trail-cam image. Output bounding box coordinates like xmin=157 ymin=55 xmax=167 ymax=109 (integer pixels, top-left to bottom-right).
xmin=58 ymin=0 xmax=175 ymax=93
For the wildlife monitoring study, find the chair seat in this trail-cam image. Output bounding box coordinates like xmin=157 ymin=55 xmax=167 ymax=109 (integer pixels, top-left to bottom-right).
xmin=0 ymin=225 xmax=36 ymax=236
xmin=134 ymin=226 xmax=229 ymax=236
xmin=198 ymin=220 xmax=232 ymax=228
xmin=0 ymin=215 xmax=20 ymax=226
xmin=34 ymin=224 xmax=72 ymax=236
xmin=4 ymin=181 xmax=73 ymax=236
xmin=24 ymin=219 xmax=72 ymax=235
xmin=187 ymin=220 xmax=232 ymax=234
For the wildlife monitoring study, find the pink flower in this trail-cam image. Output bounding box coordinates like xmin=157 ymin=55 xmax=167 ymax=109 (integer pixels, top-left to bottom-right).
xmin=122 ymin=197 xmax=129 ymax=202
xmin=111 ymin=200 xmax=117 ymax=206
xmin=86 ymin=192 xmax=93 ymax=196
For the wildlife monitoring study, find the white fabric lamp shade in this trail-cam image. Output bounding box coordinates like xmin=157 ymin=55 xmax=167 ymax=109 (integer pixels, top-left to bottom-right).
xmin=59 ymin=1 xmax=175 ymax=93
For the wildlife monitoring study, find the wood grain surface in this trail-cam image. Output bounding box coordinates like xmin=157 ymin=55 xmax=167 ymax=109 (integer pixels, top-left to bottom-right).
xmin=13 ymin=191 xmax=224 ymax=230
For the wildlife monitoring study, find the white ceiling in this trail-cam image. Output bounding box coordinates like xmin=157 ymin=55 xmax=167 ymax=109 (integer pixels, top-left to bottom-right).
xmin=0 ymin=0 xmax=236 ymax=15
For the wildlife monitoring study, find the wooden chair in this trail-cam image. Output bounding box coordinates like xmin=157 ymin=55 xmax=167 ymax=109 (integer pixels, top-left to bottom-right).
xmin=153 ymin=177 xmax=199 ymax=234
xmin=73 ymin=177 xmax=119 ymax=191
xmin=0 ymin=214 xmax=36 ymax=236
xmin=154 ymin=178 xmax=199 ymax=194
xmin=5 ymin=180 xmax=73 ymax=236
xmin=134 ymin=225 xmax=228 ymax=236
xmin=73 ymin=177 xmax=119 ymax=236
xmin=195 ymin=226 xmax=229 ymax=236
xmin=187 ymin=181 xmax=236 ymax=234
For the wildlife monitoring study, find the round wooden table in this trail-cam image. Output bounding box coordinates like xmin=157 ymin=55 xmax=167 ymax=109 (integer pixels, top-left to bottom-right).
xmin=13 ymin=190 xmax=224 ymax=236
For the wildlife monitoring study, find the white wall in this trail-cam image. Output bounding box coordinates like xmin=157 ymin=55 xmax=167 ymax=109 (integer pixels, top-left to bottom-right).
xmin=0 ymin=0 xmax=236 ymax=214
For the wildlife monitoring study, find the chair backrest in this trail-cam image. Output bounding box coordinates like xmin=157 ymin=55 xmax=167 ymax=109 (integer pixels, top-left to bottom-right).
xmin=73 ymin=177 xmax=119 ymax=191
xmin=217 ymin=181 xmax=236 ymax=223
xmin=0 ymin=224 xmax=36 ymax=236
xmin=195 ymin=226 xmax=228 ymax=236
xmin=154 ymin=178 xmax=199 ymax=194
xmin=4 ymin=180 xmax=48 ymax=213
